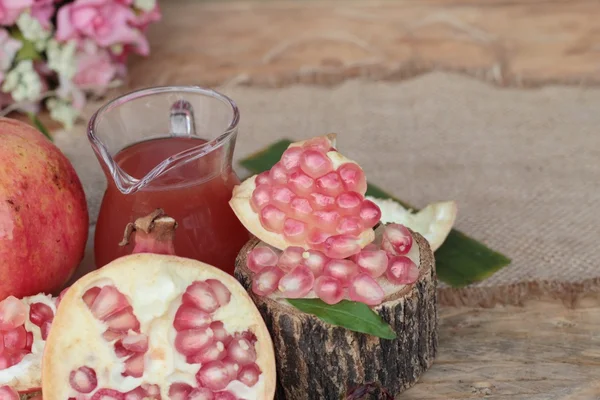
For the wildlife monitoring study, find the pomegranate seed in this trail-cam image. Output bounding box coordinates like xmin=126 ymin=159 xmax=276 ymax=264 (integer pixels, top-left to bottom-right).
xmin=209 ymin=321 xmax=232 ymax=346
xmin=40 ymin=320 xmax=52 ymax=340
xmin=0 ymin=332 xmax=4 ymax=353
xmin=278 ymin=265 xmax=315 ymax=298
xmin=82 ymin=287 xmax=101 ymax=308
xmin=308 ymin=192 xmax=335 ymax=210
xmin=91 ymin=388 xmax=125 ymax=400
xmin=336 ymin=192 xmax=363 ymax=215
xmin=183 ymin=281 xmax=220 ymax=313
xmin=25 ymin=332 xmax=33 ymax=350
xmin=0 ymin=296 xmax=27 ymax=331
xmin=302 ymin=249 xmax=329 ymax=277
xmin=214 ymin=391 xmax=236 ymax=400
xmin=338 ymin=163 xmax=367 ymax=194
xmin=3 ymin=326 xmax=27 ymax=350
xmin=269 ymin=162 xmax=289 ymax=185
xmin=89 ymin=286 xmax=130 ymax=320
xmin=315 ymin=171 xmax=343 ymax=197
xmin=188 ymin=340 xmax=226 ymax=364
xmin=289 ymin=197 xmax=313 ymax=221
xmin=288 ymin=170 xmax=315 ymax=196
xmin=0 ymin=352 xmax=10 ymax=369
xmin=174 ymin=305 xmax=212 ymax=331
xmin=307 ymin=229 xmax=330 ymax=248
xmin=277 ymin=246 xmax=305 ymax=271
xmin=281 ymin=146 xmax=304 ymax=170
xmin=123 ymin=353 xmax=145 ymax=378
xmin=104 ymin=307 xmax=140 ymax=332
xmin=322 ymin=234 xmax=362 ymax=259
xmin=302 ymin=136 xmax=334 ymax=152
xmin=300 ymin=149 xmax=333 ymax=178
xmin=250 ymin=184 xmax=271 ymax=212
xmin=336 ymin=216 xmax=363 ymax=236
xmin=238 ymin=363 xmax=261 ymax=387
xmin=238 ymin=330 xmax=257 ymax=345
xmin=169 ymin=383 xmax=194 ymax=400
xmin=196 ymin=360 xmax=232 ymax=391
xmin=188 ymin=388 xmax=215 ymax=400
xmin=69 ymin=366 xmax=98 ymax=393
xmin=121 ymin=333 xmax=149 ymax=353
xmin=255 ymin=171 xmax=271 ymax=186
xmin=259 ymin=204 xmax=286 ymax=233
xmin=0 ymin=386 xmax=19 ymax=400
xmin=175 ymin=328 xmax=215 ymax=356
xmin=349 ymin=274 xmax=385 ymax=306
xmin=206 ymin=279 xmax=231 ymax=307
xmin=226 ymin=337 xmax=257 ymax=366
xmin=222 ymin=357 xmax=240 ymax=380
xmin=124 ymin=386 xmax=148 ymax=400
xmin=29 ymin=302 xmax=54 ymax=327
xmin=382 ymin=224 xmax=413 ymax=255
xmin=359 ymin=200 xmax=382 ymax=228
xmin=323 ymin=259 xmax=359 ymax=287
xmin=386 ymin=256 xmax=419 ymax=285
xmin=312 ymin=210 xmax=340 ymax=233
xmin=102 ymin=329 xmax=126 ymax=342
xmin=356 ymin=249 xmax=388 ymax=278
xmin=114 ymin=340 xmax=134 ymax=358
xmin=283 ymin=218 xmax=308 ymax=244
xmin=314 ymin=276 xmax=344 ymax=305
xmin=246 ymin=246 xmax=279 ymax=273
xmin=271 ymin=185 xmax=296 ymax=211
xmin=142 ymin=383 xmax=161 ymax=398
xmin=252 ymin=266 xmax=285 ymax=296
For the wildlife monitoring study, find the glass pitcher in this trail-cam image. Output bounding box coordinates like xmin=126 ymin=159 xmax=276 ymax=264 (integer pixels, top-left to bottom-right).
xmin=88 ymin=86 xmax=251 ymax=275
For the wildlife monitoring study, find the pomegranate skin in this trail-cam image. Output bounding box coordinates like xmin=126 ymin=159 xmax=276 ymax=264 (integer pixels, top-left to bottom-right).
xmin=0 ymin=118 xmax=88 ymax=300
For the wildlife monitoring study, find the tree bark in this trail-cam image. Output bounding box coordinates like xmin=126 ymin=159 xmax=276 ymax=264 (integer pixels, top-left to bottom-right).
xmin=234 ymin=231 xmax=438 ymax=399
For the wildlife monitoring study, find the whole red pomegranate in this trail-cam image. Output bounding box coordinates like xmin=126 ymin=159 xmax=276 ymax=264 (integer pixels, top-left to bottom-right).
xmin=0 ymin=117 xmax=88 ymax=300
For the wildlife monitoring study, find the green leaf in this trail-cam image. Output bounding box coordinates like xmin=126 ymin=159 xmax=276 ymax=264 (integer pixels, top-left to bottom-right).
xmin=287 ymin=299 xmax=397 ymax=339
xmin=12 ymin=29 xmax=41 ymax=62
xmin=239 ymin=138 xmax=512 ymax=288
xmin=27 ymin=113 xmax=53 ymax=142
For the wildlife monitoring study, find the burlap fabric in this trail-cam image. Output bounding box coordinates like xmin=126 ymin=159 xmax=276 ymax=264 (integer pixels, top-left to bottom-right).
xmin=52 ymin=73 xmax=600 ymax=308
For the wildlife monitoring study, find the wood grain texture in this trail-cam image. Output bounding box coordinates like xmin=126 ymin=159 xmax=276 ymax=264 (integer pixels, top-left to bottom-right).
xmin=124 ymin=0 xmax=600 ymax=90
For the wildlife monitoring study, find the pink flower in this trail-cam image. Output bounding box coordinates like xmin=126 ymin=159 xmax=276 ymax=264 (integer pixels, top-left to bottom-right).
xmin=0 ymin=28 xmax=22 ymax=84
xmin=31 ymin=0 xmax=55 ymax=28
xmin=133 ymin=3 xmax=161 ymax=31
xmin=73 ymin=43 xmax=117 ymax=92
xmin=0 ymin=0 xmax=33 ymax=26
xmin=56 ymin=0 xmax=149 ymax=55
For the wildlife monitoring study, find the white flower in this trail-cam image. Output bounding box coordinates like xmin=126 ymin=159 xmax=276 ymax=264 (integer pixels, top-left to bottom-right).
xmin=1 ymin=60 xmax=42 ymax=102
xmin=16 ymin=12 xmax=51 ymax=52
xmin=0 ymin=29 xmax=23 ymax=73
xmin=134 ymin=0 xmax=156 ymax=12
xmin=46 ymin=39 xmax=77 ymax=80
xmin=46 ymin=98 xmax=80 ymax=130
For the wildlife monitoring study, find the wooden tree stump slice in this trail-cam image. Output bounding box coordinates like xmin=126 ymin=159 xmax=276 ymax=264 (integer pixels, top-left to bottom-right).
xmin=234 ymin=231 xmax=438 ymax=399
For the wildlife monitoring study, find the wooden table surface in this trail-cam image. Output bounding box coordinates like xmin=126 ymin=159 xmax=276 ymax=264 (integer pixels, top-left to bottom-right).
xmin=44 ymin=1 xmax=600 ymax=398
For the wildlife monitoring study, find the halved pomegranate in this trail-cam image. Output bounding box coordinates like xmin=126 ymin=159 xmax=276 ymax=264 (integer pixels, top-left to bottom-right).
xmin=0 ymin=293 xmax=57 ymax=395
xmin=230 ymin=134 xmax=380 ymax=259
xmin=42 ymin=254 xmax=276 ymax=400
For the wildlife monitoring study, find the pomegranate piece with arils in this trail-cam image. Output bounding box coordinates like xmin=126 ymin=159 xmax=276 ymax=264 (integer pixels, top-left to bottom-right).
xmin=42 ymin=254 xmax=276 ymax=400
xmin=230 ymin=134 xmax=380 ymax=259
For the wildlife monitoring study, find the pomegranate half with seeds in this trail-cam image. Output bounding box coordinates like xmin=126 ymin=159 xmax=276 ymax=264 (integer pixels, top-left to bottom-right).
xmin=42 ymin=254 xmax=276 ymax=400
xmin=230 ymin=134 xmax=381 ymax=259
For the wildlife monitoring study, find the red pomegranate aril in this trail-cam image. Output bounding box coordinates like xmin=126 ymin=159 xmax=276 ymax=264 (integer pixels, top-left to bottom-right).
xmin=123 ymin=353 xmax=145 ymax=378
xmin=40 ymin=320 xmax=52 ymax=340
xmin=278 ymin=265 xmax=315 ymax=298
xmin=124 ymin=386 xmax=149 ymax=400
xmin=255 ymin=171 xmax=271 ymax=186
xmin=302 ymin=249 xmax=328 ymax=277
xmin=0 ymin=386 xmax=19 ymax=400
xmin=303 ymin=136 xmax=334 ymax=152
xmin=308 ymin=192 xmax=335 ymax=211
xmin=300 ymin=149 xmax=333 ymax=179
xmin=338 ymin=163 xmax=367 ymax=194
xmin=246 ymin=246 xmax=278 ymax=273
xmin=356 ymin=249 xmax=388 ymax=278
xmin=29 ymin=302 xmax=54 ymax=327
xmin=206 ymin=279 xmax=231 ymax=307
xmin=25 ymin=331 xmax=33 ymax=350
xmin=336 ymin=216 xmax=363 ymax=236
xmin=277 ymin=246 xmax=305 ymax=271
xmin=259 ymin=205 xmax=286 ymax=233
xmin=312 ymin=210 xmax=340 ymax=233
xmin=382 ymin=224 xmax=413 ymax=255
xmin=0 ymin=296 xmax=27 ymax=331
xmin=188 ymin=388 xmax=215 ymax=400
xmin=238 ymin=363 xmax=261 ymax=387
xmin=252 ymin=266 xmax=285 ymax=296
xmin=188 ymin=340 xmax=226 ymax=364
xmin=336 ymin=192 xmax=363 ymax=215
xmin=91 ymin=388 xmax=125 ymax=400
xmin=359 ymin=200 xmax=382 ymax=229
xmin=315 ymin=172 xmax=343 ymax=196
xmin=121 ymin=333 xmax=149 ymax=353
xmin=183 ymin=281 xmax=220 ymax=313
xmin=322 ymin=234 xmax=362 ymax=259
xmin=307 ymin=229 xmax=330 ymax=248
xmin=69 ymin=366 xmax=98 ymax=393
xmin=0 ymin=353 xmax=10 ymax=369
xmin=387 ymin=256 xmax=419 ymax=285
xmin=103 ymin=329 xmax=126 ymax=342
xmin=289 ymin=197 xmax=313 ymax=221
xmin=281 ymin=147 xmax=304 ymax=170
xmin=314 ymin=276 xmax=344 ymax=305
xmin=324 ymin=259 xmax=359 ymax=287
xmin=349 ymin=274 xmax=385 ymax=306
xmin=104 ymin=307 xmax=140 ymax=332
xmin=169 ymin=383 xmax=194 ymax=400
xmin=214 ymin=391 xmax=236 ymax=400
xmin=288 ymin=171 xmax=315 ymax=196
xmin=81 ymin=286 xmax=101 ymax=308
xmin=175 ymin=328 xmax=215 ymax=356
xmin=114 ymin=340 xmax=134 ymax=358
xmin=226 ymin=337 xmax=257 ymax=366
xmin=196 ymin=360 xmax=232 ymax=391
xmin=269 ymin=162 xmax=289 ymax=185
xmin=250 ymin=184 xmax=271 ymax=212
xmin=3 ymin=326 xmax=27 ymax=350
xmin=88 ymin=286 xmax=130 ymax=320
xmin=222 ymin=357 xmax=240 ymax=380
xmin=142 ymin=384 xmax=161 ymax=399
xmin=0 ymin=332 xmax=4 ymax=353
xmin=209 ymin=321 xmax=232 ymax=346
xmin=283 ymin=218 xmax=308 ymax=243
xmin=271 ymin=185 xmax=295 ymax=211
xmin=174 ymin=305 xmax=212 ymax=331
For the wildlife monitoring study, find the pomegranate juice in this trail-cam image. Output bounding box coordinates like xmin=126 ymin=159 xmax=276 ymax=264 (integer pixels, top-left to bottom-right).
xmin=94 ymin=137 xmax=250 ymax=275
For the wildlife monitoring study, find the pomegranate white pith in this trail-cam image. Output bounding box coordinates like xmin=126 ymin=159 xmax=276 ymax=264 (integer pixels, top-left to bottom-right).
xmin=0 ymin=294 xmax=56 ymax=392
xmin=229 ymin=135 xmax=377 ymax=258
xmin=42 ymin=254 xmax=276 ymax=400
